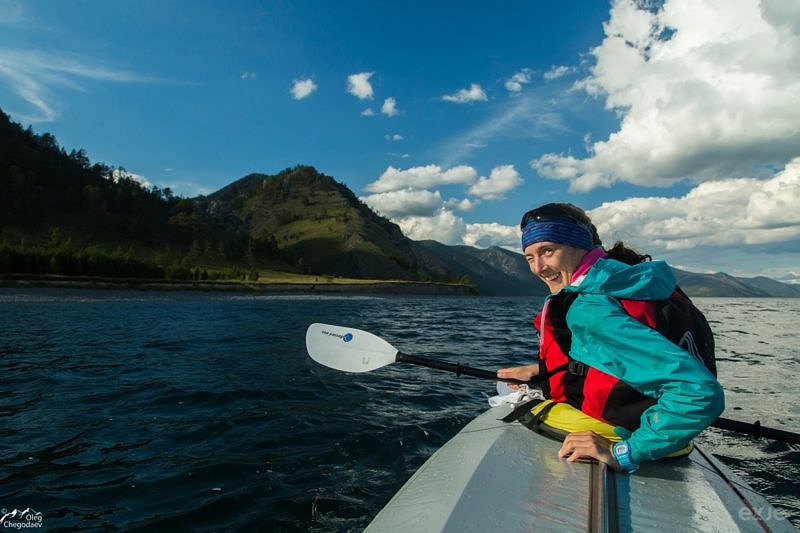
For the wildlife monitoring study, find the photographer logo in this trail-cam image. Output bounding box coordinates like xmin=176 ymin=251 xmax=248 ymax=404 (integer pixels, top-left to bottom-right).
xmin=1 ymin=508 xmax=43 ymax=529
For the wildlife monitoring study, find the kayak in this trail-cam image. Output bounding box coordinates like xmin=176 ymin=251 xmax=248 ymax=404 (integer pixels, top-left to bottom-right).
xmin=365 ymin=404 xmax=796 ymax=532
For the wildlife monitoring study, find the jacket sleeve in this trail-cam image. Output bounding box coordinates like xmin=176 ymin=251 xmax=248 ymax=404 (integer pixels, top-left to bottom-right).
xmin=566 ymin=293 xmax=725 ymax=463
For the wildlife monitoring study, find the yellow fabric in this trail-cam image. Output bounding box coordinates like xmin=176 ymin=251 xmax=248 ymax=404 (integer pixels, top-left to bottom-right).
xmin=532 ymin=400 xmax=621 ymax=441
xmin=531 ymin=400 xmax=694 ymax=458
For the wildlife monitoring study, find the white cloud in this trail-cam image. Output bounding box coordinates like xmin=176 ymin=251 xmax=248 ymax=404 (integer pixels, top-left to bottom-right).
xmin=444 ymin=197 xmax=478 ymax=212
xmin=0 ymin=48 xmax=161 ymax=122
xmin=589 ymin=157 xmax=800 ymax=253
xmin=381 ymin=97 xmax=398 ymax=116
xmin=438 ymin=92 xmax=567 ymax=167
xmin=385 ymin=134 xmax=404 ymax=141
xmin=111 ymin=168 xmax=153 ymax=190
xmin=464 ymin=222 xmax=521 ymax=249
xmin=162 ymin=180 xmax=213 ymax=198
xmin=392 ymin=212 xmax=520 ymax=249
xmin=505 ymin=68 xmax=532 ymax=92
xmin=241 ymin=71 xmax=257 ymax=80
xmin=365 ymin=164 xmax=478 ymax=193
xmin=467 ymin=164 xmax=524 ymax=200
xmin=544 ymin=65 xmax=575 ymax=80
xmin=360 ymin=162 xmax=524 ymax=247
xmin=290 ymin=78 xmax=316 ymax=99
xmin=395 ymin=209 xmax=467 ymax=245
xmin=361 ymin=189 xmax=443 ymax=218
xmin=347 ymin=71 xmax=374 ymax=100
xmin=442 ymin=83 xmax=488 ymax=103
xmin=361 ymin=108 xmax=375 ymax=116
xmin=533 ymin=0 xmax=800 ymax=192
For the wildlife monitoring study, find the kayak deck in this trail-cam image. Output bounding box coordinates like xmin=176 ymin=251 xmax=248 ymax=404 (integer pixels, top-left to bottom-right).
xmin=366 ymin=405 xmax=795 ymax=532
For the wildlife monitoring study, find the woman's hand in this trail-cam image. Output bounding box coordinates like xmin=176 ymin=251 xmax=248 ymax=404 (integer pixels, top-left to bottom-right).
xmin=558 ymin=431 xmax=623 ymax=471
xmin=496 ymin=364 xmax=540 ymax=389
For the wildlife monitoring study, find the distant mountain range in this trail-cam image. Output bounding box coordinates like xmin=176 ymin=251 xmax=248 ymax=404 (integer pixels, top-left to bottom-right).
xmin=411 ymin=241 xmax=800 ymax=297
xmin=194 ymin=170 xmax=800 ymax=297
xmin=1 ymin=107 xmax=798 ymax=297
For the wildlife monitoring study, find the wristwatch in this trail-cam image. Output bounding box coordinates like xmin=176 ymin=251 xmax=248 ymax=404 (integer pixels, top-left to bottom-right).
xmin=612 ymin=441 xmax=639 ymax=474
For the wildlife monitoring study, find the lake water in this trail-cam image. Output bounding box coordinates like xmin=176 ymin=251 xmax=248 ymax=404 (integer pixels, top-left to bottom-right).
xmin=0 ymin=289 xmax=798 ymax=530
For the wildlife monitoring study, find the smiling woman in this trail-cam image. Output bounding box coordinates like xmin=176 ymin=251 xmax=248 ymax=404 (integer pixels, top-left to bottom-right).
xmin=499 ymin=201 xmax=725 ymax=474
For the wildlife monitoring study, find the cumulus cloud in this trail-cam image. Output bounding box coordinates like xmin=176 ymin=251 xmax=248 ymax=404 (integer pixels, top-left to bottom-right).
xmin=464 ymin=222 xmax=521 ymax=249
xmin=347 ymin=71 xmax=374 ymax=99
xmin=589 ymin=157 xmax=800 ymax=253
xmin=290 ymin=78 xmax=316 ymax=99
xmin=467 ymin=165 xmax=524 ymax=200
xmin=361 ymin=108 xmax=375 ymax=116
xmin=361 ymin=163 xmax=527 ymax=247
xmin=505 ymin=68 xmax=532 ymax=92
xmin=532 ymin=0 xmax=800 ymax=192
xmin=361 ymin=189 xmax=443 ymax=218
xmin=444 ymin=197 xmax=478 ymax=212
xmin=442 ymin=83 xmax=488 ymax=103
xmin=365 ymin=164 xmax=478 ymax=193
xmin=241 ymin=71 xmax=257 ymax=80
xmin=385 ymin=133 xmax=404 ymax=141
xmin=395 ymin=209 xmax=468 ymax=245
xmin=381 ymin=97 xmax=399 ymax=116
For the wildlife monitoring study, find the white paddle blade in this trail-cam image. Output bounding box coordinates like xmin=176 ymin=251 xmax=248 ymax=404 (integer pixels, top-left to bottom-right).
xmin=306 ymin=323 xmax=399 ymax=373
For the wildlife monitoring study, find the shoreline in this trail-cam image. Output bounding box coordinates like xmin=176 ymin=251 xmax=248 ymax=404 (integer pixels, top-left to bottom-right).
xmin=0 ymin=275 xmax=476 ymax=296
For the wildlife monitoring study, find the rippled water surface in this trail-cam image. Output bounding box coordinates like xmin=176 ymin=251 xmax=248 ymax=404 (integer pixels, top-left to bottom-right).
xmin=0 ymin=290 xmax=798 ymax=530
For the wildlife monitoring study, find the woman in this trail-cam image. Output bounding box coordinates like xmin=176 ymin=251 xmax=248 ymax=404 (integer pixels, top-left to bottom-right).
xmin=498 ymin=203 xmax=724 ymax=473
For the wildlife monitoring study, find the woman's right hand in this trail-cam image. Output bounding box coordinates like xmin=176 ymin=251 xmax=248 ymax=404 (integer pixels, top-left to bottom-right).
xmin=496 ymin=364 xmax=540 ymax=389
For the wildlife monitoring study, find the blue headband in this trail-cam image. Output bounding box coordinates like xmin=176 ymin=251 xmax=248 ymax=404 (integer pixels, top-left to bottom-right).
xmin=521 ymin=218 xmax=594 ymax=251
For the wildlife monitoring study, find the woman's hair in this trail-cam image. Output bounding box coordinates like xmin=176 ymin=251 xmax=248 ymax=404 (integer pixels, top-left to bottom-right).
xmin=528 ymin=202 xmax=651 ymax=265
xmin=605 ymin=241 xmax=652 ymax=265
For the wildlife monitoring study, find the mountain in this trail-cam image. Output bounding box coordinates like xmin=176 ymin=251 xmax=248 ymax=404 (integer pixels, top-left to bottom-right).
xmin=200 ymin=167 xmax=455 ymax=282
xmin=673 ymin=269 xmax=800 ymax=298
xmin=417 ymin=243 xmax=800 ymax=297
xmin=410 ymin=240 xmax=548 ymax=296
xmin=1 ymin=108 xmax=798 ymax=297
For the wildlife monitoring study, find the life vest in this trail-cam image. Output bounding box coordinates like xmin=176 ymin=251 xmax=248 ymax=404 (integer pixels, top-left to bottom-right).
xmin=537 ymin=288 xmax=716 ymax=430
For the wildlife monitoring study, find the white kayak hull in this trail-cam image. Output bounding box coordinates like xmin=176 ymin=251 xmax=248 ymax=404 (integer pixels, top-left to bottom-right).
xmin=366 ymin=405 xmax=796 ymax=532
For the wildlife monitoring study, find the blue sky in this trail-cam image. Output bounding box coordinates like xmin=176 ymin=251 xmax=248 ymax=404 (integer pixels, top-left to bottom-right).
xmin=2 ymin=0 xmax=799 ymax=283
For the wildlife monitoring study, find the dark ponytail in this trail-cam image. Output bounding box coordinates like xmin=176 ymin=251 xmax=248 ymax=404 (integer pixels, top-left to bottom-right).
xmin=606 ymin=241 xmax=652 ymax=265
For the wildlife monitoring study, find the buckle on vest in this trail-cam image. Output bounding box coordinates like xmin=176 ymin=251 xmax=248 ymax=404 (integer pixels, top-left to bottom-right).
xmin=568 ymin=360 xmax=588 ymax=376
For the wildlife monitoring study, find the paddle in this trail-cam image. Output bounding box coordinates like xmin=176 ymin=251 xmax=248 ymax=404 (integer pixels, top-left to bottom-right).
xmin=306 ymin=323 xmax=800 ymax=445
xmin=305 ymin=322 xmax=535 ymax=385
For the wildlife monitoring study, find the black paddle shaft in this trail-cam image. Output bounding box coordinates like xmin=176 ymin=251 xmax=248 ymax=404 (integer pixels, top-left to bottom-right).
xmin=396 ymin=352 xmax=537 ymax=386
xmin=394 ymin=351 xmax=800 ymax=445
xmin=712 ymin=417 xmax=800 ymax=445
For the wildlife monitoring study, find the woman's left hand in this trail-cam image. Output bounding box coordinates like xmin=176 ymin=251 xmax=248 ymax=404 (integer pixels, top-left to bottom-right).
xmin=558 ymin=431 xmax=623 ymax=471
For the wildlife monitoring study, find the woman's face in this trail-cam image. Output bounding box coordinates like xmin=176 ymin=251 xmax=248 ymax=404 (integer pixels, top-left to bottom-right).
xmin=523 ymin=241 xmax=587 ymax=294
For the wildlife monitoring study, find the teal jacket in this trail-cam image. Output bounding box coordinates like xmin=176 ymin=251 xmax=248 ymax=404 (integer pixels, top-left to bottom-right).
xmin=560 ymin=258 xmax=725 ymax=464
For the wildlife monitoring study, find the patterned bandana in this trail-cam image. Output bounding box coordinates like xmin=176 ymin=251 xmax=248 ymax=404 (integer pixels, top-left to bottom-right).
xmin=521 ymin=218 xmax=594 ymax=251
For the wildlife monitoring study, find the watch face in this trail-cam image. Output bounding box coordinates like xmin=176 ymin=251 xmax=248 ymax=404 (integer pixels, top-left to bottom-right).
xmin=617 ymin=443 xmax=629 ymax=454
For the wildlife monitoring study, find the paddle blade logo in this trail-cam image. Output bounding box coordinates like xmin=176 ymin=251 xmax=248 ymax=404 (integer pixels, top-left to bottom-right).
xmin=319 ymin=329 xmax=354 ymax=343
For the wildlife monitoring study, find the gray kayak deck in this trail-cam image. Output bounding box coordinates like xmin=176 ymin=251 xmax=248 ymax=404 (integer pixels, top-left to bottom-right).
xmin=366 ymin=405 xmax=796 ymax=532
